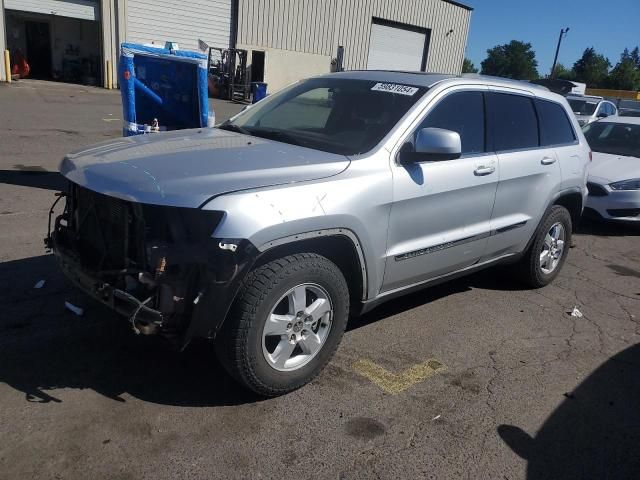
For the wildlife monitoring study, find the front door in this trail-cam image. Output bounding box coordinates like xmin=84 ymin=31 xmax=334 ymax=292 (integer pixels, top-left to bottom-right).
xmin=382 ymin=88 xmax=499 ymax=293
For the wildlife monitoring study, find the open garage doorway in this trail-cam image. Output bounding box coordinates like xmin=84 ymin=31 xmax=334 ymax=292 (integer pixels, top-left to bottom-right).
xmin=24 ymin=21 xmax=52 ymax=79
xmin=5 ymin=10 xmax=102 ymax=86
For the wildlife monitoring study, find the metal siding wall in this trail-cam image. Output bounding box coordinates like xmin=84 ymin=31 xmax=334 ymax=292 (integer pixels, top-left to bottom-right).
xmin=237 ymin=0 xmax=470 ymax=74
xmin=126 ymin=0 xmax=232 ymax=51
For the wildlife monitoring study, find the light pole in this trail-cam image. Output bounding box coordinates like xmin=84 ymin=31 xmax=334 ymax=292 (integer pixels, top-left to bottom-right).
xmin=550 ymin=27 xmax=570 ymax=79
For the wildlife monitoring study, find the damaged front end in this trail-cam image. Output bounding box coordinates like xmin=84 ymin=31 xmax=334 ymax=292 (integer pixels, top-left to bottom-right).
xmin=46 ymin=183 xmax=258 ymax=347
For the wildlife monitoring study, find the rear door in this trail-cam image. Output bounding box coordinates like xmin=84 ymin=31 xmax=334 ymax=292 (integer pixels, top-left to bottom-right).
xmin=535 ymin=97 xmax=583 ymax=191
xmin=482 ymin=91 xmax=562 ymax=259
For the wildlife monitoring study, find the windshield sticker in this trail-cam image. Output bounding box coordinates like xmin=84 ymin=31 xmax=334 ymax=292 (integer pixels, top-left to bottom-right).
xmin=371 ymin=83 xmax=419 ymax=96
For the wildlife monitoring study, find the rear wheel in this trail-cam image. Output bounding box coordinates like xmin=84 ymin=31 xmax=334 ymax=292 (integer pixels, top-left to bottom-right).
xmin=215 ymin=253 xmax=349 ymax=396
xmin=517 ymin=205 xmax=572 ymax=288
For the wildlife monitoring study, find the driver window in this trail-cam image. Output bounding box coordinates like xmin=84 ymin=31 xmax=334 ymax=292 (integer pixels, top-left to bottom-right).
xmin=416 ymin=91 xmax=486 ymax=155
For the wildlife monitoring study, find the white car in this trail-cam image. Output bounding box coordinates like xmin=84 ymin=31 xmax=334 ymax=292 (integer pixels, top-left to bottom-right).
xmin=583 ymin=117 xmax=640 ymax=222
xmin=568 ymin=95 xmax=617 ymax=126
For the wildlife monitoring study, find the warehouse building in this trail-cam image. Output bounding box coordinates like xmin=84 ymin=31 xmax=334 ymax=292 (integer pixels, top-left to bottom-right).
xmin=0 ymin=0 xmax=472 ymax=91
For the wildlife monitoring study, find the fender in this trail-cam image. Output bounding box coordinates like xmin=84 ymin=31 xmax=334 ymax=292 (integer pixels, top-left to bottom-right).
xmin=521 ymin=186 xmax=584 ymax=256
xmin=184 ymin=228 xmax=369 ymax=348
xmin=257 ymin=227 xmax=369 ymax=300
xmin=200 ymin=166 xmax=394 ymax=304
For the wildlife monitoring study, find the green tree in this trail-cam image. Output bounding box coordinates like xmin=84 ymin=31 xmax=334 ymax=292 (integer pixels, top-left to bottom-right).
xmin=552 ymin=63 xmax=575 ymax=80
xmin=607 ymin=49 xmax=640 ymax=90
xmin=631 ymin=46 xmax=640 ymax=69
xmin=462 ymin=58 xmax=478 ymax=73
xmin=480 ymin=40 xmax=539 ymax=80
xmin=572 ymin=47 xmax=610 ymax=87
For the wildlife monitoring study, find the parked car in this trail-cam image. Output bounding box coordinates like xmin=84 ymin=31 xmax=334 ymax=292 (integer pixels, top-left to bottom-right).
xmin=567 ymin=95 xmax=617 ymax=126
xmin=619 ymin=108 xmax=640 ymax=118
xmin=47 ymin=72 xmax=589 ymax=396
xmin=583 ymin=117 xmax=640 ymax=222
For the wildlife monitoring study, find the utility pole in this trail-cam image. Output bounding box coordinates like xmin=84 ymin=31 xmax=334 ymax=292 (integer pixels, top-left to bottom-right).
xmin=550 ymin=27 xmax=570 ymax=79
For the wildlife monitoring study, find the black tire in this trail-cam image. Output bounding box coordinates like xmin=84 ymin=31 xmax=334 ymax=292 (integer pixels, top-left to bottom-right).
xmin=215 ymin=253 xmax=349 ymax=396
xmin=518 ymin=205 xmax=572 ymax=288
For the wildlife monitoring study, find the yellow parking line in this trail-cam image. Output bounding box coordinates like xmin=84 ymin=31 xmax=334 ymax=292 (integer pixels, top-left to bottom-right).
xmin=353 ymin=358 xmax=446 ymax=395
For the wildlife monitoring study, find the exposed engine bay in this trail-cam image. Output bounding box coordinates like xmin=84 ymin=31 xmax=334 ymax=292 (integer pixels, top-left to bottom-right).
xmin=46 ymin=183 xmax=255 ymax=346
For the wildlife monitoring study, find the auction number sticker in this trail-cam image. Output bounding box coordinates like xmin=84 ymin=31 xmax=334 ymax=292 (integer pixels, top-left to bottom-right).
xmin=371 ymin=83 xmax=419 ymax=96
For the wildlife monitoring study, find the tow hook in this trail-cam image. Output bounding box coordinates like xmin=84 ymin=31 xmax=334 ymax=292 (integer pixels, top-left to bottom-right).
xmin=219 ymin=242 xmax=238 ymax=252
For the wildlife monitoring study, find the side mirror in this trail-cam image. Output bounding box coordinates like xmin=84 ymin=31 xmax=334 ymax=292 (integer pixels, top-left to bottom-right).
xmin=401 ymin=127 xmax=462 ymax=163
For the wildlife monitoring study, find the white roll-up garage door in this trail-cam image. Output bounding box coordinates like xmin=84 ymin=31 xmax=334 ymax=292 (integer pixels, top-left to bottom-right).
xmin=4 ymin=0 xmax=99 ymax=21
xmin=367 ymin=22 xmax=427 ymax=72
xmin=126 ymin=0 xmax=232 ymax=51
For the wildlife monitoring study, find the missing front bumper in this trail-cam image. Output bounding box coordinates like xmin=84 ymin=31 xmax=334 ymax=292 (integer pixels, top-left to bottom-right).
xmin=46 ymin=184 xmax=261 ymax=346
xmin=55 ymin=246 xmax=164 ymax=334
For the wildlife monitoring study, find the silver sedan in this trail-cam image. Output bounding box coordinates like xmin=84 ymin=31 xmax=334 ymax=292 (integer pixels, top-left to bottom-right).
xmin=583 ymin=117 xmax=640 ymax=223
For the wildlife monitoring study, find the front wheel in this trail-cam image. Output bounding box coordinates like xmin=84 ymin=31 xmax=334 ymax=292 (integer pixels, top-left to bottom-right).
xmin=215 ymin=253 xmax=349 ymax=396
xmin=517 ymin=205 xmax=572 ymax=288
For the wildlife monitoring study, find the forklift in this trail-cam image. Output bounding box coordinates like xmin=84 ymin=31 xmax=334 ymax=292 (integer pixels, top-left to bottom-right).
xmin=207 ymin=47 xmax=250 ymax=102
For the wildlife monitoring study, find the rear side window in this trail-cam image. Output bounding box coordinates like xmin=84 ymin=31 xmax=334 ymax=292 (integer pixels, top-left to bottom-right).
xmin=418 ymin=91 xmax=485 ymax=155
xmin=535 ymin=99 xmax=576 ymax=146
xmin=487 ymin=93 xmax=539 ymax=151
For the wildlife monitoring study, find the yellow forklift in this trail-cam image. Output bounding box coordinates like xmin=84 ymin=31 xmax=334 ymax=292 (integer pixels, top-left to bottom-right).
xmin=207 ymin=47 xmax=250 ymax=102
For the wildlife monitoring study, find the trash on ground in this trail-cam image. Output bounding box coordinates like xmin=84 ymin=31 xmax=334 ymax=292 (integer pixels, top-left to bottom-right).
xmin=64 ymin=301 xmax=84 ymax=316
xmin=570 ymin=307 xmax=583 ymax=318
xmin=33 ymin=280 xmax=46 ymax=289
xmin=432 ymin=415 xmax=441 ymax=421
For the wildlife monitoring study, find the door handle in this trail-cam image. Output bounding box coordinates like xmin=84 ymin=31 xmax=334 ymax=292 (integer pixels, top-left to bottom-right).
xmin=474 ymin=165 xmax=495 ymax=176
xmin=541 ymin=156 xmax=557 ymax=165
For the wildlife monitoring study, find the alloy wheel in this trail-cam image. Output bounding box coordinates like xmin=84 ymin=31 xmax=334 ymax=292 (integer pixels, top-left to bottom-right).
xmin=539 ymin=222 xmax=566 ymax=274
xmin=261 ymin=283 xmax=333 ymax=372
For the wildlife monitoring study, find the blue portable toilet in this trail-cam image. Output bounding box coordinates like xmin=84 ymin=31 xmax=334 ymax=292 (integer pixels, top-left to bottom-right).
xmin=119 ymin=43 xmax=214 ymax=136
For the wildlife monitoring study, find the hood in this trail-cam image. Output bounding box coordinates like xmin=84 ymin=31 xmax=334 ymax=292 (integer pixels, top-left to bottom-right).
xmin=588 ymin=152 xmax=640 ymax=184
xmin=60 ymin=128 xmax=350 ymax=208
xmin=574 ymin=115 xmax=593 ymax=126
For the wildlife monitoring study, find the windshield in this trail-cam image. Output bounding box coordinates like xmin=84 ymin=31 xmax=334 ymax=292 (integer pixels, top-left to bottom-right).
xmin=219 ymin=78 xmax=428 ymax=155
xmin=583 ymin=122 xmax=640 ymax=157
xmin=568 ymin=98 xmax=599 ymax=116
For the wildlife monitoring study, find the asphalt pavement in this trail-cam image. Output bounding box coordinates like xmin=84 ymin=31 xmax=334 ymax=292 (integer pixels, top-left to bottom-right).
xmin=1 ymin=80 xmax=639 ymax=480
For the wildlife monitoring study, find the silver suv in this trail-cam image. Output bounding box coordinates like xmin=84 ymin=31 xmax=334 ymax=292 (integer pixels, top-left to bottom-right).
xmin=47 ymin=72 xmax=590 ymax=396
